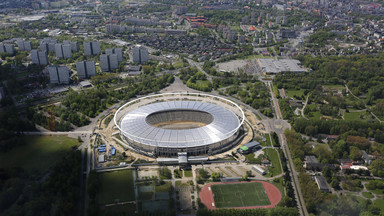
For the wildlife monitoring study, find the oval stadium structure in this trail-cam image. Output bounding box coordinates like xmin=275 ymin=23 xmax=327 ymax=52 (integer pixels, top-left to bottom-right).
xmin=114 ymin=93 xmax=245 ymax=157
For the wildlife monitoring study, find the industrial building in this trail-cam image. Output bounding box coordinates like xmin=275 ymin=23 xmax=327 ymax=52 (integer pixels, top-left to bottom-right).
xmin=100 ymin=54 xmax=119 ymax=72
xmin=84 ymin=41 xmax=101 ymax=56
xmin=55 ymin=43 xmax=72 ymax=59
xmin=132 ymin=45 xmax=148 ymax=64
xmin=31 ymin=49 xmax=49 ymax=65
xmin=256 ymin=59 xmax=307 ymax=75
xmin=48 ymin=66 xmax=70 ymax=84
xmin=17 ymin=40 xmax=33 ymax=51
xmin=0 ymin=43 xmax=15 ymax=55
xmin=114 ymin=93 xmax=245 ymax=157
xmin=76 ymin=61 xmax=96 ymax=79
xmin=106 ymin=48 xmax=123 ymax=62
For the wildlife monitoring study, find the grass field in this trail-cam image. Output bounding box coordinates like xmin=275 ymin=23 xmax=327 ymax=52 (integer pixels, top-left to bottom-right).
xmin=285 ymin=89 xmax=305 ymax=99
xmin=362 ymin=192 xmax=374 ymax=199
xmin=264 ymin=149 xmax=282 ymax=177
xmin=211 ymin=182 xmax=270 ymax=208
xmin=343 ymin=110 xmax=373 ymax=121
xmin=98 ymin=170 xmax=135 ymax=204
xmin=0 ymin=135 xmax=79 ymax=173
xmin=184 ymin=170 xmax=193 ymax=178
xmin=374 ymin=199 xmax=384 ymax=214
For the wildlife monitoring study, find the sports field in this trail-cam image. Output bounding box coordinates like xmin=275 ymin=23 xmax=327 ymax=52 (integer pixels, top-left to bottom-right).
xmin=98 ymin=170 xmax=135 ymax=204
xmin=211 ymin=182 xmax=270 ymax=208
xmin=199 ymin=181 xmax=282 ymax=210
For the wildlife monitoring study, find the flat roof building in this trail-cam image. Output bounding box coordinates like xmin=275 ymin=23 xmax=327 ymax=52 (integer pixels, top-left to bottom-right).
xmin=100 ymin=54 xmax=119 ymax=72
xmin=55 ymin=43 xmax=72 ymax=59
xmin=106 ymin=48 xmax=123 ymax=62
xmin=84 ymin=41 xmax=101 ymax=56
xmin=17 ymin=40 xmax=33 ymax=51
xmin=314 ymin=175 xmax=331 ymax=193
xmin=132 ymin=45 xmax=148 ymax=64
xmin=0 ymin=43 xmax=15 ymax=55
xmin=257 ymin=59 xmax=307 ymax=75
xmin=76 ymin=61 xmax=96 ymax=79
xmin=31 ymin=50 xmax=49 ymax=65
xmin=48 ymin=65 xmax=70 ymax=84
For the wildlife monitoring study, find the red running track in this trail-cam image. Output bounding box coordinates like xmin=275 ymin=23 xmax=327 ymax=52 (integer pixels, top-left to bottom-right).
xmin=199 ymin=181 xmax=282 ymax=210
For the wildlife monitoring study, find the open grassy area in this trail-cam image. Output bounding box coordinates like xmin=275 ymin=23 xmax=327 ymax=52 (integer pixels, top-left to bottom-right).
xmin=244 ymin=153 xmax=261 ymax=164
xmin=343 ymin=110 xmax=373 ymax=121
xmin=98 ymin=170 xmax=135 ymax=204
xmin=265 ymin=134 xmax=273 ymax=147
xmin=264 ymin=148 xmax=282 ymax=177
xmin=184 ymin=170 xmax=193 ymax=178
xmin=285 ymin=89 xmax=305 ymax=99
xmin=374 ymin=199 xmax=384 ymax=214
xmin=362 ymin=192 xmax=374 ymax=199
xmin=211 ymin=182 xmax=270 ymax=208
xmin=155 ymin=181 xmax=172 ymax=192
xmin=0 ymin=135 xmax=79 ymax=173
xmin=307 ymin=111 xmax=322 ymax=120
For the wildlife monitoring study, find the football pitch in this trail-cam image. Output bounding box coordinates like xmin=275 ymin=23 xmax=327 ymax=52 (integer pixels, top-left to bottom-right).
xmin=211 ymin=182 xmax=270 ymax=208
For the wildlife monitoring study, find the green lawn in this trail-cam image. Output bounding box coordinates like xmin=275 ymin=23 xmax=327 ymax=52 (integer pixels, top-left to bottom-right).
xmin=155 ymin=181 xmax=172 ymax=192
xmin=362 ymin=192 xmax=374 ymax=199
xmin=0 ymin=135 xmax=79 ymax=173
xmin=343 ymin=110 xmax=373 ymax=121
xmin=211 ymin=182 xmax=270 ymax=208
xmin=285 ymin=89 xmax=305 ymax=99
xmin=374 ymin=199 xmax=384 ymax=214
xmin=184 ymin=170 xmax=193 ymax=178
xmin=98 ymin=170 xmax=135 ymax=204
xmin=264 ymin=148 xmax=282 ymax=177
xmin=244 ymin=153 xmax=261 ymax=164
xmin=265 ymin=134 xmax=273 ymax=147
xmin=308 ymin=111 xmax=322 ymax=120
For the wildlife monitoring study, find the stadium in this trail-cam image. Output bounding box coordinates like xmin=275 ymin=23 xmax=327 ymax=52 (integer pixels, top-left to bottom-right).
xmin=114 ymin=93 xmax=245 ymax=157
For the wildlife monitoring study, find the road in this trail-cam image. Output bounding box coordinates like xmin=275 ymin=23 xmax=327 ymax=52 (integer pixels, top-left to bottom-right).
xmin=266 ymin=81 xmax=308 ymax=216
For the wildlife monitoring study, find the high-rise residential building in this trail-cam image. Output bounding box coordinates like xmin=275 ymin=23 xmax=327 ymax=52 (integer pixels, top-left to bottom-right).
xmin=31 ymin=49 xmax=49 ymax=65
xmin=17 ymin=40 xmax=33 ymax=51
xmin=132 ymin=45 xmax=148 ymax=64
xmin=84 ymin=41 xmax=101 ymax=56
xmin=48 ymin=66 xmax=70 ymax=84
xmin=0 ymin=43 xmax=15 ymax=55
xmin=76 ymin=61 xmax=96 ymax=79
xmin=63 ymin=40 xmax=79 ymax=52
xmin=40 ymin=38 xmax=58 ymax=52
xmin=55 ymin=44 xmax=72 ymax=59
xmin=100 ymin=54 xmax=119 ymax=72
xmin=106 ymin=48 xmax=123 ymax=62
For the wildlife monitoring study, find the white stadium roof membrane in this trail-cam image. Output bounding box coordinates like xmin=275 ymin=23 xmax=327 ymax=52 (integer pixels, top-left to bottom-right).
xmin=118 ymin=101 xmax=240 ymax=148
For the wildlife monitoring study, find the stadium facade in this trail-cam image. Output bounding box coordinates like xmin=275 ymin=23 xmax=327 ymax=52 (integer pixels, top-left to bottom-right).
xmin=114 ymin=93 xmax=245 ymax=157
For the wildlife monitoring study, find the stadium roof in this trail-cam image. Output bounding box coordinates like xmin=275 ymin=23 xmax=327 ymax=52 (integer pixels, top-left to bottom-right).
xmin=119 ymin=101 xmax=240 ymax=148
